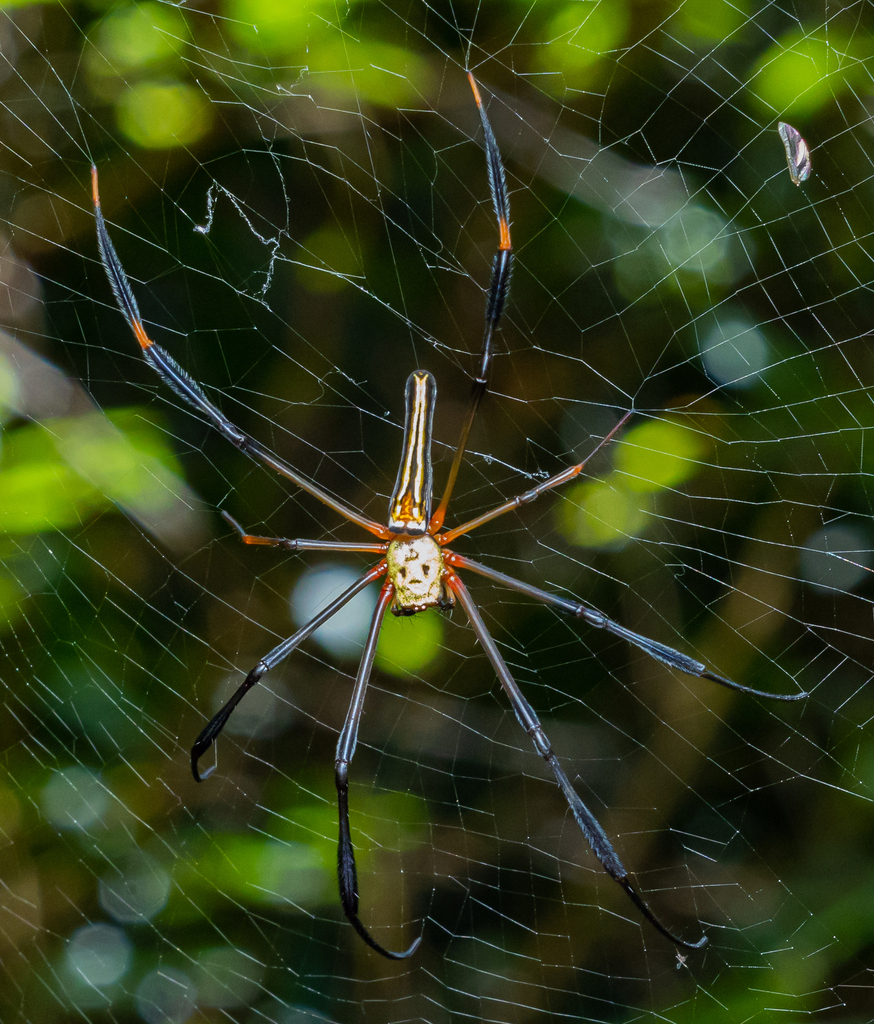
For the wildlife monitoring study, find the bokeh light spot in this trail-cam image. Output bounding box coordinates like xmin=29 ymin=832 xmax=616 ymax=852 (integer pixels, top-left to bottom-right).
xmin=135 ymin=968 xmax=197 ymax=1024
xmin=291 ymin=565 xmax=376 ymax=660
xmin=558 ymin=476 xmax=650 ymax=548
xmin=41 ymin=767 xmax=108 ymax=831
xmin=376 ymin=607 xmax=443 ymax=677
xmin=66 ymin=923 xmax=132 ymax=988
xmin=616 ymin=419 xmax=711 ymax=493
xmin=799 ymin=523 xmax=871 ymax=593
xmin=116 ymin=81 xmax=212 ymax=150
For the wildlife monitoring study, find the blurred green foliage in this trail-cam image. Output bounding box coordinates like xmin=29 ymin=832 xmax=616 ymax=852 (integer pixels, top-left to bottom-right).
xmin=0 ymin=409 xmax=183 ymax=535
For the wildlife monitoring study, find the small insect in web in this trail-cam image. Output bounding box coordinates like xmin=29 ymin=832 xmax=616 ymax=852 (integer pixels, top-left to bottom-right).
xmin=92 ymin=73 xmax=807 ymax=959
xmin=778 ymin=121 xmax=811 ymax=186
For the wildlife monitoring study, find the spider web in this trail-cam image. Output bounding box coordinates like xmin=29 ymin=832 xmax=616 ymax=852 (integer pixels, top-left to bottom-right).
xmin=1 ymin=0 xmax=873 ymax=1020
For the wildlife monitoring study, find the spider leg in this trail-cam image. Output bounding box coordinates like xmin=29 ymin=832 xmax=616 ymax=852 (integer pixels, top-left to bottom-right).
xmin=440 ymin=411 xmax=632 ymax=545
xmin=335 ymin=581 xmax=422 ymax=959
xmin=191 ymin=562 xmax=387 ymax=781
xmin=431 ymin=74 xmax=514 ymax=531
xmin=452 ymin=554 xmax=808 ymax=701
xmin=446 ymin=571 xmax=708 ymax=951
xmin=221 ymin=512 xmax=387 ymax=554
xmin=91 ymin=166 xmax=388 ymax=540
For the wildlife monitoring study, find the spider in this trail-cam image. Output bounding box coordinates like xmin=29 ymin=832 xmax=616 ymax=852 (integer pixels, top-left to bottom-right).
xmin=92 ymin=73 xmax=806 ymax=960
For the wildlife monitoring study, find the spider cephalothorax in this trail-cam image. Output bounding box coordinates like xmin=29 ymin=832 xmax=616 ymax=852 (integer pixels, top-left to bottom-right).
xmin=386 ymin=530 xmax=451 ymax=615
xmin=93 ymin=71 xmax=805 ymax=961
